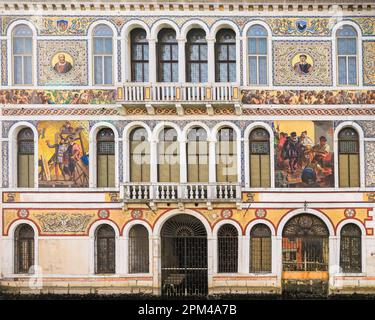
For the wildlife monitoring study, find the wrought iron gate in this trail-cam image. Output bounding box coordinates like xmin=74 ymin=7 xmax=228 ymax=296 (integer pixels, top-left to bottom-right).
xmin=282 ymin=214 xmax=329 ymax=296
xmin=161 ymin=214 xmax=208 ymax=298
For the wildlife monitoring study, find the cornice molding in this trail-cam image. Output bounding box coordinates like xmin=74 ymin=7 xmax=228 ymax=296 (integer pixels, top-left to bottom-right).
xmin=0 ymin=2 xmax=373 ymax=14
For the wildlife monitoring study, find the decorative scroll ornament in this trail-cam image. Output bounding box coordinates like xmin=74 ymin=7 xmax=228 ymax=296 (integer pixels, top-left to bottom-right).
xmin=35 ymin=213 xmax=93 ymax=233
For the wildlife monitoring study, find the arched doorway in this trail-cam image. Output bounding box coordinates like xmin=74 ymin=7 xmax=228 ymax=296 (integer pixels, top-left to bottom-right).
xmin=282 ymin=214 xmax=329 ymax=295
xmin=161 ymin=214 xmax=208 ymax=297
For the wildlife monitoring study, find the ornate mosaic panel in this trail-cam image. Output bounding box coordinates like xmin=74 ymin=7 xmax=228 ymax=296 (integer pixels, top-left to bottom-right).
xmin=38 ymin=121 xmax=89 ymax=188
xmin=365 ymin=142 xmax=375 ymax=187
xmin=353 ymin=17 xmax=375 ymax=36
xmin=266 ymin=17 xmax=333 ymax=36
xmin=2 ymin=141 xmax=8 ymax=188
xmin=274 ymin=121 xmax=334 ymax=188
xmin=0 ymin=89 xmax=116 ymax=104
xmin=38 ymin=40 xmax=88 ymax=86
xmin=241 ymin=90 xmax=375 ymax=105
xmin=356 ymin=121 xmax=375 ymax=138
xmin=272 ymin=41 xmax=332 ymax=86
xmin=38 ymin=17 xmax=95 ymax=36
xmin=1 ymin=40 xmax=6 ymax=86
xmin=363 ymin=41 xmax=375 ymax=86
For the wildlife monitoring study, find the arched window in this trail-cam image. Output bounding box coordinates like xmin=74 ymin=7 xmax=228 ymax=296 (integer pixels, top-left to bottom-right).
xmin=216 ymin=127 xmax=237 ymax=183
xmin=158 ymin=128 xmax=179 ymax=182
xmin=157 ymin=29 xmax=178 ymax=82
xmin=97 ymin=128 xmax=115 ymax=187
xmin=338 ymin=127 xmax=360 ymax=187
xmin=95 ymin=225 xmax=116 ymax=274
xmin=129 ymin=225 xmax=149 ymax=273
xmin=131 ymin=28 xmax=149 ymax=82
xmin=337 ymin=25 xmax=358 ymax=86
xmin=247 ymin=25 xmax=268 ymax=85
xmin=340 ymin=224 xmax=362 ymax=273
xmin=187 ymin=127 xmax=208 ymax=182
xmin=130 ymin=127 xmax=150 ymax=182
xmin=186 ymin=29 xmax=208 ymax=83
xmin=14 ymin=224 xmax=34 ymax=274
xmin=12 ymin=24 xmax=33 ymax=85
xmin=17 ymin=128 xmax=34 ymax=188
xmin=249 ymin=128 xmax=270 ymax=187
xmin=93 ymin=24 xmax=113 ymax=85
xmin=250 ymin=224 xmax=271 ymax=273
xmin=282 ymin=214 xmax=329 ymax=271
xmin=218 ymin=224 xmax=238 ymax=273
xmin=215 ymin=29 xmax=236 ymax=83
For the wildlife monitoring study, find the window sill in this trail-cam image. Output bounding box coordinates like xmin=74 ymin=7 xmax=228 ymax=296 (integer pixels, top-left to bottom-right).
xmin=333 ymin=273 xmax=366 ymax=277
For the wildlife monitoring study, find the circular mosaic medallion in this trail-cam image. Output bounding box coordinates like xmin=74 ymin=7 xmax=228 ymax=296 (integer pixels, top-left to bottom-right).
xmin=255 ymin=208 xmax=267 ymax=218
xmin=221 ymin=209 xmax=233 ymax=219
xmin=211 ymin=213 xmax=219 ymax=220
xmin=98 ymin=209 xmax=110 ymax=219
xmin=344 ymin=208 xmax=356 ymax=218
xmin=131 ymin=209 xmax=143 ymax=219
xmin=17 ymin=209 xmax=29 ymax=219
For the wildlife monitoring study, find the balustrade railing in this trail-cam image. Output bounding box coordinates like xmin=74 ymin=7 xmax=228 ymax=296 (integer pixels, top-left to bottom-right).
xmin=118 ymin=83 xmax=239 ymax=103
xmin=123 ymin=183 xmax=240 ymax=202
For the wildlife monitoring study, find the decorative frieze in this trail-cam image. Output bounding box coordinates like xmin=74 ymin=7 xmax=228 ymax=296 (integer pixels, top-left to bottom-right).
xmin=241 ymin=90 xmax=375 ymax=105
xmin=35 ymin=212 xmax=94 ymax=233
xmin=0 ymin=89 xmax=116 ymax=104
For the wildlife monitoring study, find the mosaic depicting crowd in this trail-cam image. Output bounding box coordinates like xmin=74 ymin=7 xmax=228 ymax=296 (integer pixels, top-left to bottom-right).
xmin=0 ymin=89 xmax=116 ymax=104
xmin=242 ymin=89 xmax=375 ymax=105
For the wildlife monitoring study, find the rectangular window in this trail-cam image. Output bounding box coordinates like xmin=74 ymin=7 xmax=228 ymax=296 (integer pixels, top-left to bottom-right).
xmin=250 ymin=237 xmax=271 ymax=273
xmin=93 ymin=37 xmax=113 ymax=85
xmin=97 ymin=155 xmax=115 ymax=187
xmin=339 ymin=153 xmax=359 ymax=187
xmin=337 ymin=37 xmax=357 ymax=85
xmin=250 ymin=154 xmax=270 ymax=188
xmin=18 ymin=154 xmax=34 ymax=187
xmin=158 ymin=141 xmax=179 ymax=183
xmin=248 ymin=38 xmax=267 ymax=85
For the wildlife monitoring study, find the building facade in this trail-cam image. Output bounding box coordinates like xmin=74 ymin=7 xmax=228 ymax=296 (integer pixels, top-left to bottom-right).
xmin=1 ymin=0 xmax=375 ymax=296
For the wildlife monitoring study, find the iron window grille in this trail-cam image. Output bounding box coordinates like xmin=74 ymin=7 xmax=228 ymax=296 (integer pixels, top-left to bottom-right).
xmin=250 ymin=224 xmax=272 ymax=273
xmin=14 ymin=224 xmax=34 ymax=274
xmin=129 ymin=225 xmax=149 ymax=273
xmin=217 ymin=224 xmax=238 ymax=273
xmin=340 ymin=223 xmax=362 ymax=273
xmin=95 ymin=225 xmax=116 ymax=274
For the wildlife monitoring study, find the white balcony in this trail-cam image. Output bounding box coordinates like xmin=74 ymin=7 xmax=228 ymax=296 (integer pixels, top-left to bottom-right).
xmin=117 ymin=83 xmax=240 ymax=104
xmin=123 ymin=183 xmax=241 ymax=202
